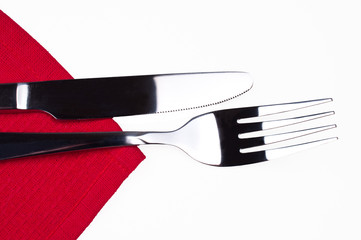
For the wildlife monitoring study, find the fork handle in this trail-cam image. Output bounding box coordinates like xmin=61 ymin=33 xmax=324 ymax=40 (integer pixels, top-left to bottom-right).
xmin=0 ymin=132 xmax=146 ymax=161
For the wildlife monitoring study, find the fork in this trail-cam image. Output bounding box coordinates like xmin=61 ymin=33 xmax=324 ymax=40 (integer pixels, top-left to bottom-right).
xmin=0 ymin=98 xmax=337 ymax=166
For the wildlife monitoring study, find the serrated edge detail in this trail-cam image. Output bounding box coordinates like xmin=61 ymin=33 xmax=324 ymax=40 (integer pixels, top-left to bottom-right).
xmin=155 ymin=85 xmax=252 ymax=114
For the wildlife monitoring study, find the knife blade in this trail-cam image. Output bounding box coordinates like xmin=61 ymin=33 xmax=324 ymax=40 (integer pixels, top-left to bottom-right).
xmin=0 ymin=71 xmax=253 ymax=119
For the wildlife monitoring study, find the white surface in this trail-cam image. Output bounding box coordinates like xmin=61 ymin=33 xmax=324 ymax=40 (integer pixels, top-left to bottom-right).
xmin=1 ymin=1 xmax=359 ymax=239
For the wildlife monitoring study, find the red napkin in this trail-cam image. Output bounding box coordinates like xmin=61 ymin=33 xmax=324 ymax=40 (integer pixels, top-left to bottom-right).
xmin=0 ymin=10 xmax=145 ymax=239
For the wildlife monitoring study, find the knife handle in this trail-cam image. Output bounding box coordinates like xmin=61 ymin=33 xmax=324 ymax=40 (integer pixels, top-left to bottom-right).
xmin=0 ymin=83 xmax=17 ymax=109
xmin=0 ymin=76 xmax=157 ymax=119
xmin=0 ymin=132 xmax=146 ymax=160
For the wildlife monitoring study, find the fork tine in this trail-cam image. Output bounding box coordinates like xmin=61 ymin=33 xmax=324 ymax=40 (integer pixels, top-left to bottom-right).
xmin=257 ymin=98 xmax=332 ymax=116
xmin=262 ymin=137 xmax=338 ymax=160
xmin=237 ymin=111 xmax=335 ymax=135
xmin=237 ymin=98 xmax=333 ymax=124
xmin=239 ymin=124 xmax=336 ymax=150
xmin=240 ymin=137 xmax=338 ymax=163
xmin=259 ymin=111 xmax=334 ymax=130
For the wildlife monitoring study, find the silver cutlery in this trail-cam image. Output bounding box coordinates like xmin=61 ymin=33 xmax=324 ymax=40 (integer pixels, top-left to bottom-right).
xmin=0 ymin=98 xmax=337 ymax=166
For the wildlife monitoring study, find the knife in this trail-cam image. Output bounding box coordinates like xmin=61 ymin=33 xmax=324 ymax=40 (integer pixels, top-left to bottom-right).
xmin=0 ymin=72 xmax=253 ymax=119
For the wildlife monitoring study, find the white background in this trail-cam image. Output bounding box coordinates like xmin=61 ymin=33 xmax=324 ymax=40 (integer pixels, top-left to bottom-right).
xmin=1 ymin=1 xmax=360 ymax=239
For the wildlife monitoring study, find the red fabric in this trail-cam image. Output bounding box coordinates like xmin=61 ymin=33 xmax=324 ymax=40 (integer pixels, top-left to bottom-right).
xmin=0 ymin=10 xmax=145 ymax=239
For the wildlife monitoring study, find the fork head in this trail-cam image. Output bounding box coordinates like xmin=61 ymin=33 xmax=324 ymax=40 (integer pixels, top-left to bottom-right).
xmin=179 ymin=98 xmax=337 ymax=167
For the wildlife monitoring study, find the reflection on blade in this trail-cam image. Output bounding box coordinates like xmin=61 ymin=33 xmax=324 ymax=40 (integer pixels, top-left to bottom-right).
xmin=154 ymin=72 xmax=253 ymax=113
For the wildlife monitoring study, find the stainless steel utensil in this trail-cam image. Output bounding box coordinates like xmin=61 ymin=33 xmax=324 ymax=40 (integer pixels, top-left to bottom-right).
xmin=0 ymin=99 xmax=337 ymax=166
xmin=0 ymin=72 xmax=253 ymax=119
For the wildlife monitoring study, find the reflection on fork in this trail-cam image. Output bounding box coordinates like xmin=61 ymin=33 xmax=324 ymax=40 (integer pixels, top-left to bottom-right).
xmin=0 ymin=99 xmax=337 ymax=166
